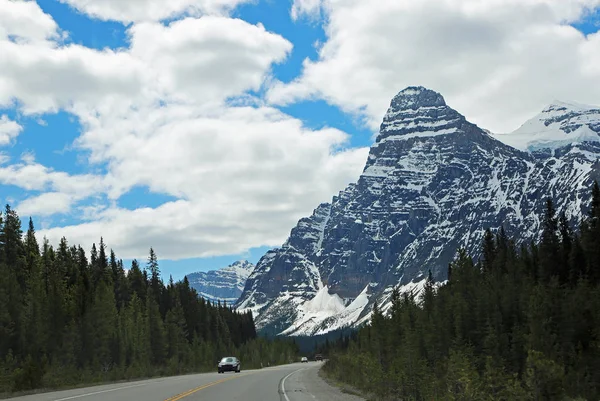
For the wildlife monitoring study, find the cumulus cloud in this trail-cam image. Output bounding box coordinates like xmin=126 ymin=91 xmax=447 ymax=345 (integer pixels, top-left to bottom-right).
xmin=0 ymin=0 xmax=59 ymax=43
xmin=18 ymin=192 xmax=76 ymax=217
xmin=291 ymin=0 xmax=323 ymax=21
xmin=0 ymin=41 xmax=150 ymax=114
xmin=271 ymin=0 xmax=600 ymax=133
xmin=59 ymin=0 xmax=252 ymax=23
xmin=0 ymin=115 xmax=22 ymax=146
xmin=0 ymin=1 xmax=148 ymax=114
xmin=0 ymin=157 xmax=107 ymax=203
xmin=128 ymin=17 xmax=292 ymax=103
xmin=0 ymin=12 xmax=290 ymax=114
xmin=1 ymin=1 xmax=369 ymax=260
xmin=40 ymin=103 xmax=369 ymax=259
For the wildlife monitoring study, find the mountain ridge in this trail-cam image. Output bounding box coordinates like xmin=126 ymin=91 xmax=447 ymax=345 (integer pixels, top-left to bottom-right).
xmin=186 ymin=260 xmax=254 ymax=304
xmin=235 ymin=86 xmax=600 ymax=336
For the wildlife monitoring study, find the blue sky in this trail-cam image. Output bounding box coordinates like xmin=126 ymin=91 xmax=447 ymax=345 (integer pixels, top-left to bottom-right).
xmin=1 ymin=0 xmax=599 ymax=282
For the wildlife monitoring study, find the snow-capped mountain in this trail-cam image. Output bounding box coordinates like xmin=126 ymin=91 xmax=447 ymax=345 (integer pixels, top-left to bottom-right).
xmin=186 ymin=260 xmax=255 ymax=304
xmin=493 ymin=101 xmax=600 ymax=151
xmin=235 ymin=87 xmax=600 ymax=336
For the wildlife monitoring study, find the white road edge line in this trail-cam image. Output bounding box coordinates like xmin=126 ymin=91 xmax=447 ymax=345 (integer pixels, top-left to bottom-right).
xmin=53 ymin=382 xmax=148 ymax=401
xmin=280 ymin=368 xmax=306 ymax=401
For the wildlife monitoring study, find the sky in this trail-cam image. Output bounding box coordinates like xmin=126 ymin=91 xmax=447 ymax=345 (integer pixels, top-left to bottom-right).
xmin=1 ymin=0 xmax=599 ymax=281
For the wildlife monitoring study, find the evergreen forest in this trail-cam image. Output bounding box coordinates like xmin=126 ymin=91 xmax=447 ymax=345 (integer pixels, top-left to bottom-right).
xmin=323 ymin=182 xmax=600 ymax=400
xmin=0 ymin=206 xmax=298 ymax=395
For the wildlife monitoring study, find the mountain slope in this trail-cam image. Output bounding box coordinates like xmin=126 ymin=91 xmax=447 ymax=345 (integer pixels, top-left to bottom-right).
xmin=186 ymin=260 xmax=254 ymax=303
xmin=236 ymin=87 xmax=600 ymax=336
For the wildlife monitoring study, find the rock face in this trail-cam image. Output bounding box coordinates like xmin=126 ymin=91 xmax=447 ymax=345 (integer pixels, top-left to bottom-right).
xmin=235 ymin=86 xmax=600 ymax=336
xmin=186 ymin=260 xmax=254 ymax=304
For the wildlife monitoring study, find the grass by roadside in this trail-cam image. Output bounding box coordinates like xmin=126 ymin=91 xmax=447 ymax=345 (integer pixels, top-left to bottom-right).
xmin=318 ymin=362 xmax=374 ymax=401
xmin=0 ymin=371 xmax=177 ymax=400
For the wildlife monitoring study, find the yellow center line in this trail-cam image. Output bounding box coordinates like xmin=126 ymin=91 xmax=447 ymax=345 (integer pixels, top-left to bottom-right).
xmin=164 ymin=373 xmax=252 ymax=401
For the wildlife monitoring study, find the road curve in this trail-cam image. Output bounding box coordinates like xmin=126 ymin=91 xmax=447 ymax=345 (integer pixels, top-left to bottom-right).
xmin=6 ymin=361 xmax=365 ymax=401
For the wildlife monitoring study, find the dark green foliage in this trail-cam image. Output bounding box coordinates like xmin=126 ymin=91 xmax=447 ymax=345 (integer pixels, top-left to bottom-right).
xmin=324 ymin=185 xmax=600 ymax=400
xmin=0 ymin=210 xmax=296 ymax=395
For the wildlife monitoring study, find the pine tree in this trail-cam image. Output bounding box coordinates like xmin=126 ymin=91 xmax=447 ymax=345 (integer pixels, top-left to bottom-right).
xmin=147 ymin=248 xmax=161 ymax=306
xmin=539 ymin=198 xmax=560 ymax=283
xmin=422 ymin=269 xmax=435 ymax=316
xmin=21 ymin=219 xmax=45 ymax=359
xmin=45 ymin=238 xmax=68 ymax=356
xmin=482 ymin=228 xmax=496 ymax=273
xmin=165 ymin=297 xmax=188 ymax=367
xmin=128 ymin=259 xmax=146 ymax=304
xmin=558 ymin=212 xmax=573 ymax=285
xmin=23 ymin=218 xmax=38 ymax=284
xmin=146 ymin=289 xmax=166 ymax=366
xmin=569 ymin=234 xmax=587 ymax=284
xmin=1 ymin=205 xmax=26 ymax=289
xmin=585 ymin=180 xmax=600 ymax=284
xmin=88 ymin=281 xmax=118 ymax=371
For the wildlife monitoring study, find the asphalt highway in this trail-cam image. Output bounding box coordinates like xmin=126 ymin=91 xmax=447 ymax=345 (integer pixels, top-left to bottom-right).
xmin=7 ymin=361 xmax=365 ymax=401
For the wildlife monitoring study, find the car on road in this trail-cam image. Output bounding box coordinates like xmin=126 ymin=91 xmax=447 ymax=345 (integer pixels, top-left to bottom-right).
xmin=301 ymin=356 xmax=308 ymax=363
xmin=315 ymin=354 xmax=323 ymax=361
xmin=218 ymin=356 xmax=241 ymax=373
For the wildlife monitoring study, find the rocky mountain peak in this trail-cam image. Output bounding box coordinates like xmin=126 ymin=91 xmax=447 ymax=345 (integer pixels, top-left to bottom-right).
xmin=228 ymin=260 xmax=255 ymax=272
xmin=377 ymin=86 xmax=466 ymax=144
xmin=390 ymin=86 xmax=447 ymax=110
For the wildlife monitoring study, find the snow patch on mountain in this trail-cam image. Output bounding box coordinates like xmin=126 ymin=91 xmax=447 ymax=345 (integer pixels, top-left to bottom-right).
xmin=274 ymin=277 xmax=434 ymax=336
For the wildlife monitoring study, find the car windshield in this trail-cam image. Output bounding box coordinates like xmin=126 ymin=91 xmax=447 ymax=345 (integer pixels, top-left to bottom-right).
xmin=221 ymin=357 xmax=234 ymax=362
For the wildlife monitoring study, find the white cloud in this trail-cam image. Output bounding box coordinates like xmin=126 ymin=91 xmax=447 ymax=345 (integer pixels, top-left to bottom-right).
xmin=0 ymin=40 xmax=150 ymax=114
xmin=272 ymin=0 xmax=600 ymax=133
xmin=40 ymin=103 xmax=369 ymax=259
xmin=59 ymin=0 xmax=252 ymax=23
xmin=1 ymin=2 xmax=369 ymax=260
xmin=128 ymin=17 xmax=292 ymax=103
xmin=0 ymin=115 xmax=22 ymax=145
xmin=0 ymin=11 xmax=290 ymax=114
xmin=0 ymin=158 xmax=106 ymax=198
xmin=291 ymin=0 xmax=323 ymax=21
xmin=18 ymin=192 xmax=75 ymax=217
xmin=0 ymin=0 xmax=59 ymax=43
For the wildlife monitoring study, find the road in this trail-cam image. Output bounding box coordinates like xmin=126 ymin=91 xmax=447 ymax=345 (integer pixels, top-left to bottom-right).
xmin=7 ymin=362 xmax=365 ymax=401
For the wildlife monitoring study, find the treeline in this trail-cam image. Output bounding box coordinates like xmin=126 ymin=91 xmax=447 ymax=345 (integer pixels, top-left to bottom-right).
xmin=0 ymin=206 xmax=298 ymax=394
xmin=323 ymin=183 xmax=600 ymax=400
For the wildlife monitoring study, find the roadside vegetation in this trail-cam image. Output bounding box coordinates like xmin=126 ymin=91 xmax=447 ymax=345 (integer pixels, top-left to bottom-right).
xmin=323 ymin=182 xmax=600 ymax=400
xmin=0 ymin=208 xmax=298 ymax=395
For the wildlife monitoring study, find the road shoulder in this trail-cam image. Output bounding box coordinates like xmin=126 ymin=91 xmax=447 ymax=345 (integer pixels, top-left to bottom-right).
xmin=282 ymin=362 xmax=367 ymax=401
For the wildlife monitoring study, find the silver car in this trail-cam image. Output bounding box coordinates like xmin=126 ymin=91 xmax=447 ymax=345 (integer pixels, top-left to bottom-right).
xmin=218 ymin=356 xmax=241 ymax=373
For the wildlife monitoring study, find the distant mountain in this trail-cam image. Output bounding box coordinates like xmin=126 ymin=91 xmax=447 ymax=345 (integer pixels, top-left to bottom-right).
xmin=186 ymin=260 xmax=255 ymax=304
xmin=493 ymin=101 xmax=600 ymax=151
xmin=236 ymin=86 xmax=600 ymax=336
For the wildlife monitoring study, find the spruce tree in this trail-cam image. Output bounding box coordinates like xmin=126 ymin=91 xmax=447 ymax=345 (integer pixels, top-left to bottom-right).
xmin=558 ymin=212 xmax=573 ymax=285
xmin=539 ymin=198 xmax=560 ymax=283
xmin=147 ymin=248 xmax=162 ymax=306
xmin=21 ymin=219 xmax=45 ymax=359
xmin=482 ymin=228 xmax=496 ymax=273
